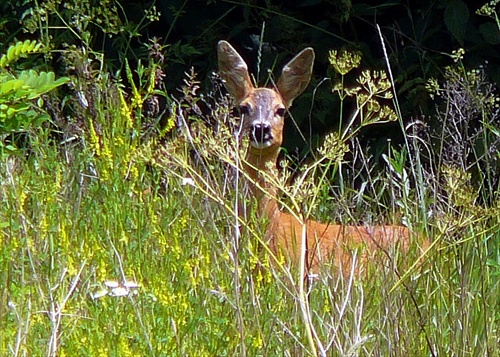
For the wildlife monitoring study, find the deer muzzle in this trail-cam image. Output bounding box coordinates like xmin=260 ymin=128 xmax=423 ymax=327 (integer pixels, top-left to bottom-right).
xmin=249 ymin=122 xmax=274 ymax=149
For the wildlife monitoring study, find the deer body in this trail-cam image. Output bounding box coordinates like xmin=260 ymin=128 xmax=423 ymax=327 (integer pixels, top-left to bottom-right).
xmin=218 ymin=41 xmax=416 ymax=273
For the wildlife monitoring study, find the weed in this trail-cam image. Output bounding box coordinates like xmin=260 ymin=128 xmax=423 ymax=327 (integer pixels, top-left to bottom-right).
xmin=0 ymin=14 xmax=498 ymax=357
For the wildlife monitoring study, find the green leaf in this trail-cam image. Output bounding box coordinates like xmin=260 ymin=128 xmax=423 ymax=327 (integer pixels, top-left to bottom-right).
xmin=0 ymin=40 xmax=41 ymax=68
xmin=0 ymin=79 xmax=26 ymax=96
xmin=479 ymin=22 xmax=500 ymax=45
xmin=444 ymin=0 xmax=469 ymax=43
xmin=15 ymin=70 xmax=69 ymax=99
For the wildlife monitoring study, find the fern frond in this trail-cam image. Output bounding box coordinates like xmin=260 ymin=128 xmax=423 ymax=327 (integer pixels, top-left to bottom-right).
xmin=0 ymin=40 xmax=42 ymax=68
xmin=0 ymin=70 xmax=69 ymax=101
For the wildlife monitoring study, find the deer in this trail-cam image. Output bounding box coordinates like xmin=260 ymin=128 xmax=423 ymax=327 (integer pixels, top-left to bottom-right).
xmin=217 ymin=40 xmax=426 ymax=275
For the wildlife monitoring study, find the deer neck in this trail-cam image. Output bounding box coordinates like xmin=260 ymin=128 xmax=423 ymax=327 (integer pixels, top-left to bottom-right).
xmin=243 ymin=146 xmax=280 ymax=217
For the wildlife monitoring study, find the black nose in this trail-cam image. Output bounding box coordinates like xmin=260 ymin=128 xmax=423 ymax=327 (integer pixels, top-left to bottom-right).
xmin=250 ymin=123 xmax=273 ymax=144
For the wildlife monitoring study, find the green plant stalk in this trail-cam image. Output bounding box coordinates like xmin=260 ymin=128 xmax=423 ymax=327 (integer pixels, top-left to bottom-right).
xmin=311 ymin=159 xmax=338 ymax=220
xmin=338 ymin=75 xmax=345 ymax=136
xmin=116 ymin=0 xmax=161 ymax=63
xmin=341 ymin=94 xmax=375 ymax=142
xmin=337 ymin=77 xmax=346 ymax=196
xmin=298 ymin=219 xmax=321 ymax=357
xmin=233 ymin=123 xmax=246 ymax=357
xmin=162 ymin=0 xmax=189 ymax=44
xmin=479 ymin=114 xmax=493 ymax=200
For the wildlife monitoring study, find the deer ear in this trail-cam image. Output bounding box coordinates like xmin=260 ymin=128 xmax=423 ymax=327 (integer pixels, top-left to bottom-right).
xmin=276 ymin=47 xmax=315 ymax=108
xmin=217 ymin=41 xmax=254 ymax=104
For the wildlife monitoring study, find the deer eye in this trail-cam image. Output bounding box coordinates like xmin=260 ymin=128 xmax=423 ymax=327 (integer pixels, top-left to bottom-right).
xmin=276 ymin=107 xmax=286 ymax=117
xmin=239 ymin=104 xmax=250 ymax=115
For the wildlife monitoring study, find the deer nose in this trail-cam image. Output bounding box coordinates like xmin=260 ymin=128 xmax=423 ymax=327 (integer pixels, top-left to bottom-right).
xmin=250 ymin=122 xmax=273 ymax=146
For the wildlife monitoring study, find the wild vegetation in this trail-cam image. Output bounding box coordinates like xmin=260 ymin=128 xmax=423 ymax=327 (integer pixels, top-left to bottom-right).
xmin=0 ymin=1 xmax=499 ymax=356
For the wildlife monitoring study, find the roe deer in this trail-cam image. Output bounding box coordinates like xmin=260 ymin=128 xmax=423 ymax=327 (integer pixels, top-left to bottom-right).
xmin=217 ymin=40 xmax=423 ymax=274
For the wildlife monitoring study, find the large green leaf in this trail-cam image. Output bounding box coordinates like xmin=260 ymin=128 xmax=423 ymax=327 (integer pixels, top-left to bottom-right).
xmin=0 ymin=79 xmax=25 ymax=96
xmin=444 ymin=0 xmax=469 ymax=43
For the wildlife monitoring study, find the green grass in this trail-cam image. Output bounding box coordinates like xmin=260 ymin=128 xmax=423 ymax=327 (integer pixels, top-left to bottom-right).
xmin=1 ymin=58 xmax=499 ymax=357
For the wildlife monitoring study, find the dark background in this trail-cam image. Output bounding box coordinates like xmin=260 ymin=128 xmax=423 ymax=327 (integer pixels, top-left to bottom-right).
xmin=2 ymin=0 xmax=498 ymax=152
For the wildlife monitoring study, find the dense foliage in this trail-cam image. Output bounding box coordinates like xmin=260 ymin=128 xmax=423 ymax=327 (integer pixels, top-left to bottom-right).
xmin=0 ymin=1 xmax=499 ymax=356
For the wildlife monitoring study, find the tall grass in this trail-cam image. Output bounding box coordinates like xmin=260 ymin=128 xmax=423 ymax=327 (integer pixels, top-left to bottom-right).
xmin=0 ymin=40 xmax=499 ymax=357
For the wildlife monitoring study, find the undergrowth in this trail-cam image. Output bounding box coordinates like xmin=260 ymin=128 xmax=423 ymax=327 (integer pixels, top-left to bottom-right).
xmin=0 ymin=7 xmax=499 ymax=357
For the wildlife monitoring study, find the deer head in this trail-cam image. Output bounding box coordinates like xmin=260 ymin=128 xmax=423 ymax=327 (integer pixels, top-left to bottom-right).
xmin=217 ymin=41 xmax=315 ymax=160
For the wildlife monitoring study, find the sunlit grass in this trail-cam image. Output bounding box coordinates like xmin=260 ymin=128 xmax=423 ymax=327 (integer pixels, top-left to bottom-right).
xmin=0 ymin=63 xmax=498 ymax=357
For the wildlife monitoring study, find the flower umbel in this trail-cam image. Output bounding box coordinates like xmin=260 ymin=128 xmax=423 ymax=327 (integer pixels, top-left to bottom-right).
xmin=329 ymin=49 xmax=361 ymax=75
